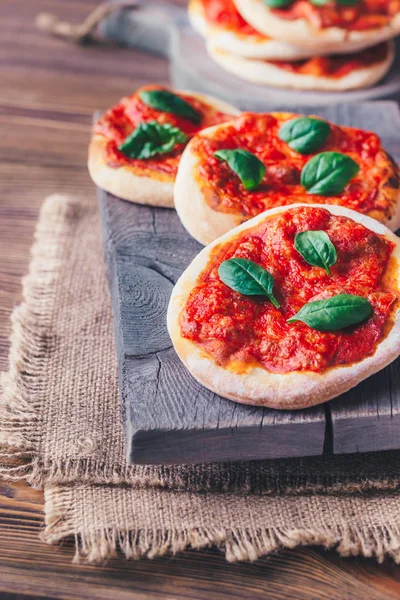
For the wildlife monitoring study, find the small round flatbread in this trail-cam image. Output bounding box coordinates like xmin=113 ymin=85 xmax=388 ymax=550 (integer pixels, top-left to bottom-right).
xmin=168 ymin=203 xmax=400 ymax=409
xmin=88 ymin=85 xmax=239 ymax=208
xmin=174 ymin=112 xmax=400 ymax=245
xmin=188 ymin=0 xmax=313 ymax=59
xmin=233 ymin=0 xmax=400 ymax=54
xmin=208 ymin=40 xmax=395 ymax=91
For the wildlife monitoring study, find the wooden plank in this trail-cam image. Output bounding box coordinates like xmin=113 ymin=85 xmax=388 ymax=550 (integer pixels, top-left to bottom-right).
xmin=329 ymin=360 xmax=400 ymax=454
xmin=326 ymin=103 xmax=400 ymax=454
xmin=99 ymin=192 xmax=326 ymax=465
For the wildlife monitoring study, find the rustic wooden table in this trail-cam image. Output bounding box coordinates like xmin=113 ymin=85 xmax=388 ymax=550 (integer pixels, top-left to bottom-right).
xmin=1 ymin=1 xmax=400 ymax=598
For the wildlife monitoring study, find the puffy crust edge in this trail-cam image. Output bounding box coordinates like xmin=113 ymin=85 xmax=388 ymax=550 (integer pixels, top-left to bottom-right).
xmin=188 ymin=0 xmax=314 ymax=59
xmin=88 ymin=135 xmax=175 ymax=207
xmin=174 ymin=118 xmax=400 ymax=245
xmin=207 ymin=41 xmax=395 ymax=92
xmin=233 ymin=0 xmax=400 ymax=54
xmin=167 ymin=203 xmax=400 ymax=409
xmin=174 ymin=140 xmax=243 ymax=245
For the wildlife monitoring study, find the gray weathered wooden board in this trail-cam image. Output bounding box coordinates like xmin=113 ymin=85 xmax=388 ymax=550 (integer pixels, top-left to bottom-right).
xmin=98 ymin=102 xmax=400 ymax=465
xmin=324 ymin=103 xmax=400 ymax=455
xmin=100 ymin=195 xmax=326 ymax=464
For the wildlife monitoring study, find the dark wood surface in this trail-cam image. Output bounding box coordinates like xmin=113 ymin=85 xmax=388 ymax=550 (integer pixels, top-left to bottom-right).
xmin=2 ymin=0 xmax=400 ymax=597
xmin=100 ymin=103 xmax=400 ymax=465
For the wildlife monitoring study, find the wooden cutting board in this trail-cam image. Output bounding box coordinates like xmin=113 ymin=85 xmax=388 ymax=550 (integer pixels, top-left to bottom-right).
xmin=100 ymin=2 xmax=400 ymax=108
xmin=99 ymin=102 xmax=400 ymax=465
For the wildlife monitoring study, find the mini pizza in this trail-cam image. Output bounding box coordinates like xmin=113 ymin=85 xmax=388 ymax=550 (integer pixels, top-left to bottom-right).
xmin=233 ymin=0 xmax=400 ymax=54
xmin=88 ymin=85 xmax=238 ymax=207
xmin=188 ymin=0 xmax=313 ymax=59
xmin=174 ymin=112 xmax=400 ymax=245
xmin=167 ymin=204 xmax=400 ymax=409
xmin=208 ymin=40 xmax=394 ymax=91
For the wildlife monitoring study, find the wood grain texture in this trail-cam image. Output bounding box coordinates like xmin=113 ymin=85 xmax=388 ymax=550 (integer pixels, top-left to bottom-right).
xmin=100 ymin=191 xmax=326 ymax=464
xmin=1 ymin=0 xmax=400 ymax=597
xmin=1 ymin=481 xmax=400 ymax=600
xmin=310 ymin=103 xmax=400 ymax=455
xmin=330 ymin=360 xmax=400 ymax=454
xmin=100 ymin=102 xmax=400 ymax=465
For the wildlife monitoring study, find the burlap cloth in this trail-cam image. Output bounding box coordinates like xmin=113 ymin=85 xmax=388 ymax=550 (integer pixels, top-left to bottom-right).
xmin=2 ymin=193 xmax=400 ymax=563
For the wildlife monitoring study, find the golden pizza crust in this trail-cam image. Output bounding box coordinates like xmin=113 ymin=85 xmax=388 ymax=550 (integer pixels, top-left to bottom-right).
xmin=207 ymin=41 xmax=395 ymax=91
xmin=174 ymin=118 xmax=400 ymax=245
xmin=88 ymin=92 xmax=239 ymax=208
xmin=188 ymin=0 xmax=313 ymax=59
xmin=88 ymin=136 xmax=175 ymax=207
xmin=167 ymin=204 xmax=400 ymax=409
xmin=233 ymin=0 xmax=400 ymax=54
xmin=174 ymin=141 xmax=241 ymax=243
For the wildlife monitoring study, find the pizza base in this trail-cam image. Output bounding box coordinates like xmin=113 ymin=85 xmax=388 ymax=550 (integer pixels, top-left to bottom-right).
xmin=233 ymin=0 xmax=400 ymax=54
xmin=175 ymin=141 xmax=242 ymax=244
xmin=207 ymin=41 xmax=395 ymax=91
xmin=88 ymin=92 xmax=239 ymax=208
xmin=88 ymin=136 xmax=175 ymax=207
xmin=174 ymin=119 xmax=400 ymax=245
xmin=188 ymin=0 xmax=313 ymax=60
xmin=167 ymin=203 xmax=400 ymax=409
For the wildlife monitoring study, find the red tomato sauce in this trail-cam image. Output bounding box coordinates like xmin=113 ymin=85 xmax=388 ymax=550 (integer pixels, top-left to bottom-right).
xmin=94 ymin=85 xmax=234 ymax=180
xmin=272 ymin=0 xmax=399 ymax=30
xmin=267 ymin=42 xmax=389 ymax=78
xmin=191 ymin=112 xmax=392 ymax=220
xmin=180 ymin=207 xmax=397 ymax=373
xmin=199 ymin=0 xmax=266 ymax=38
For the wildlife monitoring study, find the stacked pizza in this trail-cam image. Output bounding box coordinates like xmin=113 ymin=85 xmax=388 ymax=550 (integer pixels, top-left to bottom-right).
xmin=188 ymin=0 xmax=399 ymax=90
xmin=89 ymin=86 xmax=400 ymax=409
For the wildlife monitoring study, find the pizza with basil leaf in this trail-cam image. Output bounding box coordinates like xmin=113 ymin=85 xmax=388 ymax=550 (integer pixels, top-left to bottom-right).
xmin=174 ymin=112 xmax=400 ymax=245
xmin=188 ymin=0 xmax=313 ymax=59
xmin=208 ymin=40 xmax=394 ymax=91
xmin=167 ymin=204 xmax=400 ymax=409
xmin=233 ymin=0 xmax=400 ymax=54
xmin=88 ymin=85 xmax=238 ymax=207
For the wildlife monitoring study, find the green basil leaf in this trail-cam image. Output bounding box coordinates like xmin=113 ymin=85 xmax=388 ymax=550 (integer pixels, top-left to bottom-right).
xmin=263 ymin=0 xmax=295 ymax=7
xmin=118 ymin=121 xmax=187 ymax=159
xmin=301 ymin=151 xmax=360 ymax=196
xmin=294 ymin=230 xmax=337 ymax=276
xmin=139 ymin=90 xmax=201 ymax=124
xmin=218 ymin=258 xmax=280 ymax=308
xmin=278 ymin=117 xmax=331 ymax=154
xmin=309 ymin=0 xmax=329 ymax=5
xmin=336 ymin=0 xmax=360 ymax=5
xmin=287 ymin=294 xmax=372 ymax=331
xmin=214 ymin=149 xmax=266 ymax=191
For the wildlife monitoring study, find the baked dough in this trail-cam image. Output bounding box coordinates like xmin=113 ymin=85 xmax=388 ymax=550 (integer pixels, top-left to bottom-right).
xmin=233 ymin=0 xmax=400 ymax=55
xmin=174 ymin=112 xmax=400 ymax=245
xmin=88 ymin=89 xmax=239 ymax=208
xmin=167 ymin=203 xmax=400 ymax=409
xmin=188 ymin=0 xmax=313 ymax=59
xmin=208 ymin=40 xmax=395 ymax=91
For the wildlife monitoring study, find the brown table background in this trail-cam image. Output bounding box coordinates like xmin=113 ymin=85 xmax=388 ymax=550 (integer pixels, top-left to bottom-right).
xmin=1 ymin=1 xmax=400 ymax=598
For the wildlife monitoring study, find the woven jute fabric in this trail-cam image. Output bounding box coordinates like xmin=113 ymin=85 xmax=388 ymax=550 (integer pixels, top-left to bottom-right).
xmin=2 ymin=193 xmax=400 ymax=562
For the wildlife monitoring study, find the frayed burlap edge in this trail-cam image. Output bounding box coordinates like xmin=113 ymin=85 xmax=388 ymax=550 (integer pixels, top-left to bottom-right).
xmin=6 ymin=454 xmax=400 ymax=497
xmin=0 ymin=195 xmax=85 ymax=482
xmin=42 ymin=485 xmax=400 ymax=564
